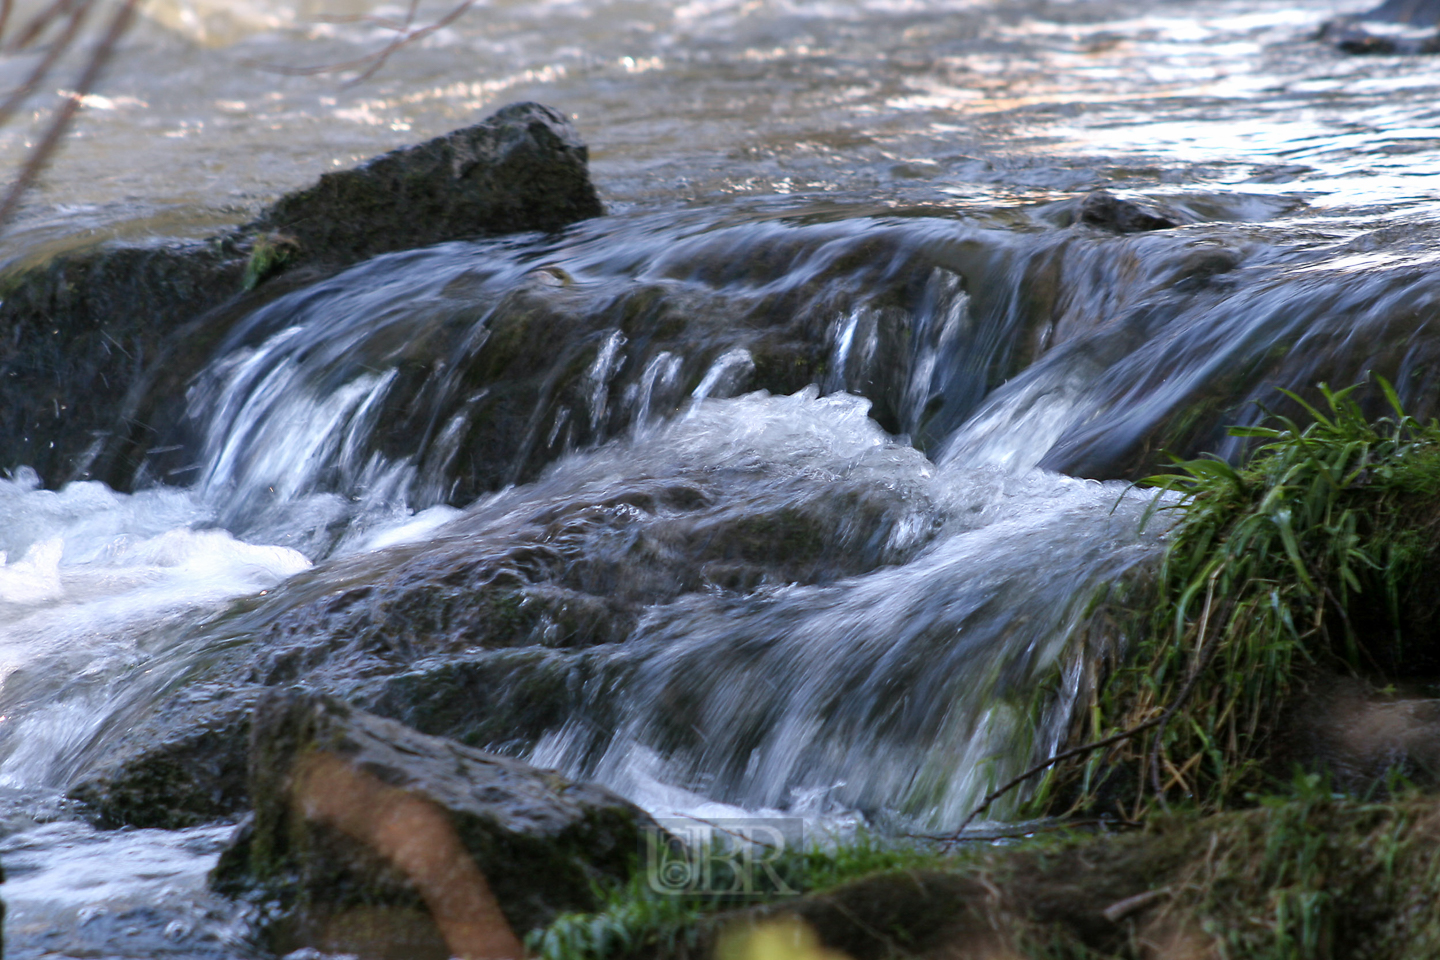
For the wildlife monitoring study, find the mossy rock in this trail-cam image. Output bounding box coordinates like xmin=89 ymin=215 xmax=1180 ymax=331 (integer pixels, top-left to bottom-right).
xmin=0 ymin=101 xmax=603 ymax=487
xmin=211 ymin=690 xmax=655 ymax=953
xmin=541 ymin=791 xmax=1440 ymax=960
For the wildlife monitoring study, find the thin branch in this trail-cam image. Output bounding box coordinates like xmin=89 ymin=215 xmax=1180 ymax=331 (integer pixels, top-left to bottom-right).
xmin=907 ymin=816 xmax=1141 ymax=845
xmin=0 ymin=0 xmax=93 ymax=133
xmin=0 ymin=0 xmax=136 ymax=231
xmin=941 ymin=591 xmax=1238 ymax=844
xmin=940 ymin=717 xmax=1166 ymax=847
xmin=9 ymin=0 xmax=83 ymax=52
xmin=245 ymin=0 xmax=477 ymax=86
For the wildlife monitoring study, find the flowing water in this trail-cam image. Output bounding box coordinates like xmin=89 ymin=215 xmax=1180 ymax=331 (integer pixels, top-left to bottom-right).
xmin=2 ymin=0 xmax=1440 ymax=954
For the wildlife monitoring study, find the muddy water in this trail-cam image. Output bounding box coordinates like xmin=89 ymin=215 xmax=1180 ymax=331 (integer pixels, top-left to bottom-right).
xmin=3 ymin=0 xmax=1440 ymax=956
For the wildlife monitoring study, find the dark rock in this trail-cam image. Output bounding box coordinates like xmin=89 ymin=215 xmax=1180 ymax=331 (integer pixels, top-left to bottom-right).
xmin=210 ymin=690 xmax=654 ymax=954
xmin=1277 ymin=677 xmax=1440 ymax=790
xmin=0 ymin=102 xmax=603 ymax=487
xmin=67 ymin=688 xmax=259 ymax=829
xmin=253 ymin=102 xmax=601 ymax=266
xmin=68 ymin=448 xmax=939 ymax=827
xmin=1358 ymin=0 xmax=1440 ymax=26
xmin=0 ymin=241 xmax=249 ymax=486
xmin=1320 ymin=0 xmax=1440 ymax=54
xmin=1323 ymin=20 xmax=1440 ymax=54
xmin=1077 ymin=191 xmax=1178 ymax=234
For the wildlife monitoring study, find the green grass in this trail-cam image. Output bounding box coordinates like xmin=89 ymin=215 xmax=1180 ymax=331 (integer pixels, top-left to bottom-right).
xmin=242 ymin=231 xmax=299 ymax=291
xmin=1026 ymin=378 xmax=1440 ymax=819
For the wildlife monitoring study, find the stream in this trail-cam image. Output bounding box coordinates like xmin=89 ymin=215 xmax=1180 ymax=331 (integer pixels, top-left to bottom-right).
xmin=2 ymin=0 xmax=1440 ymax=955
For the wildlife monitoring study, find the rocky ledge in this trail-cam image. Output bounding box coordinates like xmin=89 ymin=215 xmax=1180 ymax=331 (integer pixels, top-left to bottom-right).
xmin=1320 ymin=0 xmax=1440 ymax=54
xmin=211 ymin=690 xmax=654 ymax=959
xmin=0 ymin=101 xmax=602 ymax=489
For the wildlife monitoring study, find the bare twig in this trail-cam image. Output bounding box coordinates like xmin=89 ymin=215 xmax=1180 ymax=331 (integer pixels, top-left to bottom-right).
xmin=907 ymin=816 xmax=1141 ymax=846
xmin=943 ymin=588 xmax=1238 ymax=844
xmin=0 ymin=0 xmax=136 ymax=230
xmin=9 ymin=0 xmax=85 ymax=52
xmin=245 ymin=0 xmax=477 ymax=86
xmin=940 ymin=718 xmax=1165 ymax=847
xmin=0 ymin=0 xmax=94 ymax=133
xmin=1102 ymin=887 xmax=1171 ymax=923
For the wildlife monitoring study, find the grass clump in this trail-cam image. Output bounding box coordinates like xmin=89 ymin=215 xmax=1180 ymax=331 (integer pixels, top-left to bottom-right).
xmin=1028 ymin=379 xmax=1440 ymax=820
xmin=538 ymin=788 xmax=1440 ymax=960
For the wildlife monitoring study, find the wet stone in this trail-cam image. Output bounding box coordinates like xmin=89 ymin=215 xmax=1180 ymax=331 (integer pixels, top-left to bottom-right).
xmin=210 ymin=690 xmax=654 ymax=955
xmin=1077 ymin=191 xmax=1179 ymax=234
xmin=1320 ymin=0 xmax=1440 ymax=53
xmin=0 ymin=101 xmax=603 ymax=489
xmin=69 ymin=429 xmax=942 ymax=828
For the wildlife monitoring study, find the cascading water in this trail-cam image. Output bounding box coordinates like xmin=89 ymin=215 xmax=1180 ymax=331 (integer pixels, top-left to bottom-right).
xmin=4 ymin=0 xmax=1440 ymax=954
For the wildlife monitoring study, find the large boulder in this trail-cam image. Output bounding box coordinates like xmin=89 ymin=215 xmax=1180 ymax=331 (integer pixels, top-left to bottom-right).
xmin=210 ymin=690 xmax=654 ymax=958
xmin=0 ymin=102 xmax=603 ymax=487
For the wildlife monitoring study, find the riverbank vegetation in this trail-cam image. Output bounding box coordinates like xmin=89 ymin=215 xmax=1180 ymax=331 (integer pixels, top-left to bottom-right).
xmin=529 ymin=379 xmax=1440 ymax=959
xmin=1029 ymin=378 xmax=1440 ymax=819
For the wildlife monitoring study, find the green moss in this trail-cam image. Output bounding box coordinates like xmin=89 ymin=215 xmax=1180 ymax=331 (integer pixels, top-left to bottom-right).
xmin=242 ymin=232 xmax=301 ymax=291
xmin=528 ymin=789 xmax=1440 ymax=959
xmin=527 ymin=832 xmax=949 ymax=960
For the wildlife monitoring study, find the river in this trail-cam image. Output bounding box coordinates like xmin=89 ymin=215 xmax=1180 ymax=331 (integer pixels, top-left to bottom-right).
xmin=0 ymin=0 xmax=1437 ymax=955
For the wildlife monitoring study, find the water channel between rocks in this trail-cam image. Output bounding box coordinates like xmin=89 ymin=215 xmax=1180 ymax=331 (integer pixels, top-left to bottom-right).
xmin=2 ymin=0 xmax=1440 ymax=955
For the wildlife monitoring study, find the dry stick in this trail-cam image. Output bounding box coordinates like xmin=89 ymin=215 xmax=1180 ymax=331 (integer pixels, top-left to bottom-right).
xmin=0 ymin=0 xmax=94 ymax=134
xmin=244 ymin=0 xmax=476 ymax=84
xmin=0 ymin=0 xmax=13 ymax=46
xmin=907 ymin=816 xmax=1141 ymax=845
xmin=940 ymin=719 xmax=1165 ymax=847
xmin=0 ymin=0 xmax=135 ymax=231
xmin=9 ymin=0 xmax=82 ymax=51
xmin=345 ymin=0 xmax=475 ymax=86
xmin=944 ymin=589 xmax=1237 ymax=845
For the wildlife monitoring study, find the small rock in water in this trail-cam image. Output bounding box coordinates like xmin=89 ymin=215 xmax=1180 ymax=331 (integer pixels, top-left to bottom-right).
xmin=1358 ymin=0 xmax=1440 ymax=27
xmin=211 ymin=690 xmax=655 ymax=958
xmin=1320 ymin=0 xmax=1440 ymax=54
xmin=1077 ymin=191 xmax=1179 ymax=234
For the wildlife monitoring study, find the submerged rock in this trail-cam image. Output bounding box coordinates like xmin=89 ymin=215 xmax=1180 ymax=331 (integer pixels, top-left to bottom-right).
xmin=70 ymin=426 xmax=943 ymax=827
xmin=0 ymin=102 xmax=603 ymax=488
xmin=211 ymin=690 xmax=653 ymax=957
xmin=1320 ymin=0 xmax=1440 ymax=54
xmin=68 ymin=687 xmax=259 ymax=830
xmin=1364 ymin=0 xmax=1440 ymax=24
xmin=1076 ymin=190 xmax=1179 ymax=234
